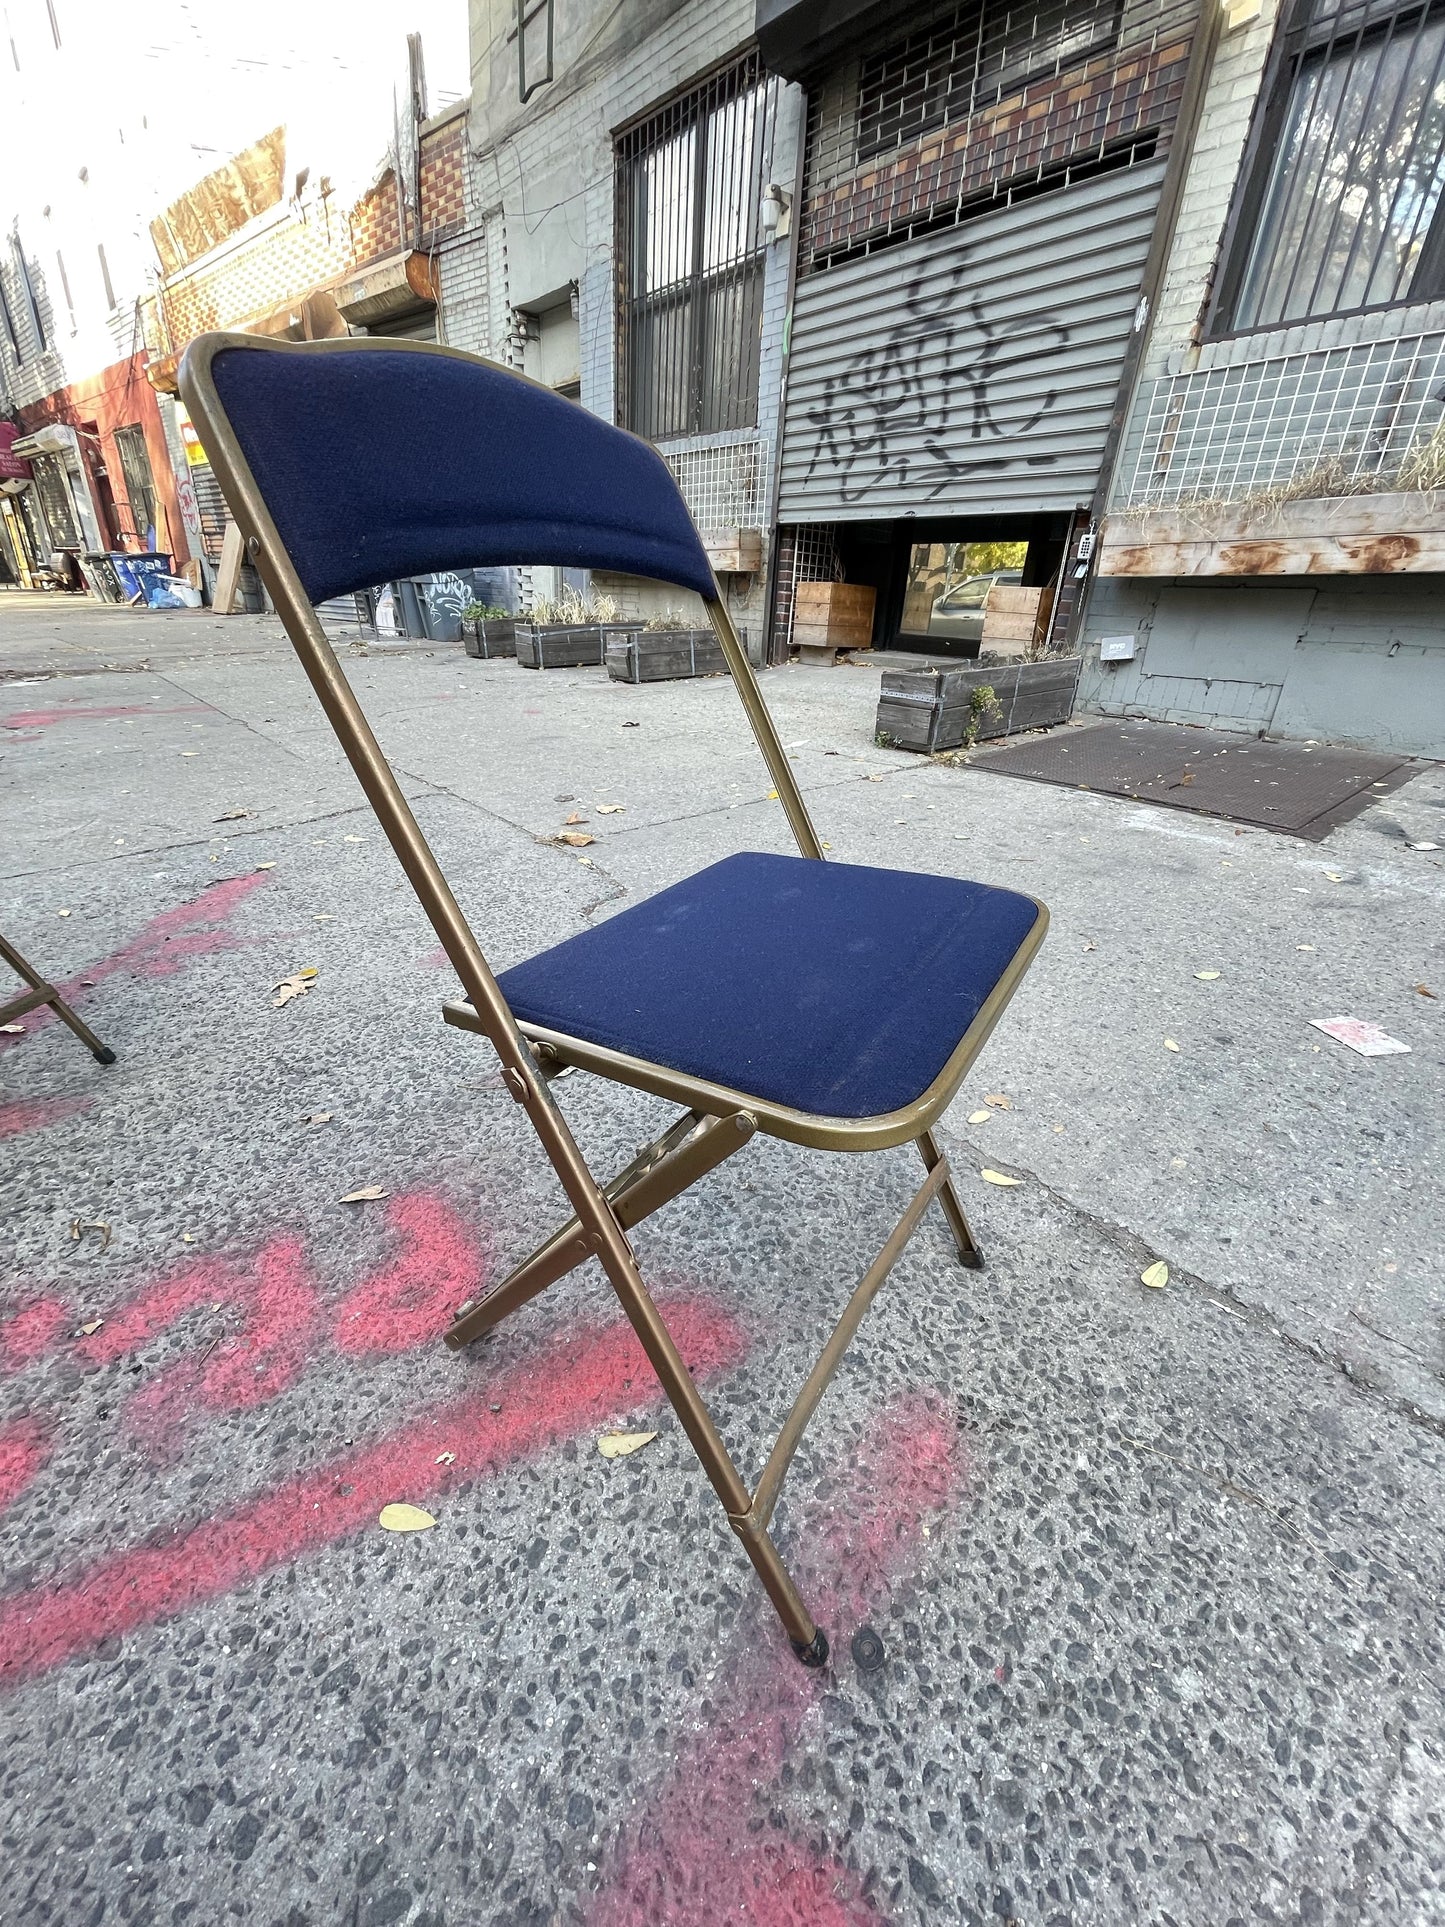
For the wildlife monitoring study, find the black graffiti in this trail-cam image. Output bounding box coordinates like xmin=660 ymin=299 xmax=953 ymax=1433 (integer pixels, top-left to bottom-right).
xmin=802 ymin=258 xmax=1071 ymax=505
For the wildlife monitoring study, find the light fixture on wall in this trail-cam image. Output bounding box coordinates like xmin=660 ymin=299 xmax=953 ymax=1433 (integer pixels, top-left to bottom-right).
xmin=761 ymin=183 xmax=792 ymax=242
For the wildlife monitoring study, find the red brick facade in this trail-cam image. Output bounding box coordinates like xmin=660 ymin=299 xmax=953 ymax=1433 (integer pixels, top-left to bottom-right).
xmin=801 ymin=36 xmax=1193 ymax=271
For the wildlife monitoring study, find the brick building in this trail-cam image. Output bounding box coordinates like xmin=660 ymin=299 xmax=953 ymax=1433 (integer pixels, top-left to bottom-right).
xmin=141 ymin=101 xmax=476 ymax=615
xmin=451 ymin=0 xmax=805 ymax=655
xmin=760 ymin=0 xmax=1206 ymax=661
xmin=1076 ymin=0 xmax=1445 ymax=755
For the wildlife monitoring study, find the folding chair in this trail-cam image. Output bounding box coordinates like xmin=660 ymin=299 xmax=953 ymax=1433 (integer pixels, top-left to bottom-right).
xmin=178 ymin=334 xmax=1048 ymax=1665
xmin=1 ymin=932 xmax=116 ymax=1064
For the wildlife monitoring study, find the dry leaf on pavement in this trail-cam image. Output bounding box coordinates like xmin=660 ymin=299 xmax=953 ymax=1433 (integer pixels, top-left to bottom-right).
xmin=56 ymin=908 xmax=71 ymax=918
xmin=272 ymin=967 xmax=318 ymax=1008
xmin=598 ymin=1430 xmax=658 ymax=1459
xmin=339 ymin=1184 xmax=388 ymax=1203
xmin=255 ymin=861 xmax=277 ymax=871
xmin=70 ymin=1219 xmax=111 ymax=1250
xmin=595 ymin=804 xmax=625 ymax=814
xmin=1413 ymin=983 xmax=1437 ymax=999
xmin=1164 ymin=1038 xmax=1181 ymax=1052
xmin=556 ymin=831 xmax=595 ymax=847
xmin=78 ymin=1319 xmax=104 ymax=1336
xmin=1141 ymin=1262 xmax=1170 ymax=1290
xmin=301 ymin=1111 xmax=333 ymax=1124
xmin=967 ymin=1109 xmax=992 ymax=1124
xmin=980 ymin=1169 xmax=1021 ymax=1187
xmin=0 ymin=1022 xmax=25 ymax=1035
xmin=378 ymin=1504 xmax=436 ymax=1532
xmin=1195 ymin=970 xmax=1221 ymax=980
xmin=435 ymin=1452 xmax=456 ymax=1466
xmin=563 ymin=811 xmax=588 ymax=825
xmin=983 ymin=1093 xmax=1011 ymax=1109
xmin=215 ymin=808 xmax=253 ymax=822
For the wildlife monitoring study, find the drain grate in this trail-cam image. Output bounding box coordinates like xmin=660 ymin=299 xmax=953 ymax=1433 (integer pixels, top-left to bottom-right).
xmin=970 ymin=720 xmax=1418 ymax=839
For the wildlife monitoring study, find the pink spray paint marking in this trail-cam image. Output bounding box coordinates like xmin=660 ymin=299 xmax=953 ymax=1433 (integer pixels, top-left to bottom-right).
xmin=0 ymin=1298 xmax=70 ymax=1376
xmin=0 ymin=872 xmax=269 ymax=1054
xmin=76 ymin=1236 xmax=320 ymax=1459
xmin=588 ymin=1393 xmax=965 ymax=1927
xmin=0 ymin=1297 xmax=745 ymax=1687
xmin=0 ymin=1095 xmax=94 ymax=1140
xmin=0 ymin=1414 xmax=53 ymax=1514
xmin=333 ymin=1194 xmax=487 ymax=1357
xmin=1 ymin=703 xmax=210 ymax=731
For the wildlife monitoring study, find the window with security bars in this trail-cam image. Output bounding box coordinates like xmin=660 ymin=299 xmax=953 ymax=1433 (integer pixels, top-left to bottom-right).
xmin=617 ymin=56 xmax=780 ymax=443
xmin=113 ymin=425 xmax=158 ymax=546
xmin=1214 ymin=0 xmax=1445 ymax=332
xmin=856 ymin=0 xmax=1124 ymax=163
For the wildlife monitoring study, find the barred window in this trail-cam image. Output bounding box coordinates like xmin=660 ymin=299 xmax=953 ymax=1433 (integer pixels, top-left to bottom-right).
xmin=856 ymin=0 xmax=1124 ymax=163
xmin=1217 ymin=0 xmax=1445 ymax=332
xmin=617 ymin=55 xmax=780 ymax=442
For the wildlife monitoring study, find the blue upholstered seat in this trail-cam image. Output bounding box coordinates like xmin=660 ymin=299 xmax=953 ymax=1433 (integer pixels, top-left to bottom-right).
xmin=497 ymin=853 xmax=1040 ymax=1120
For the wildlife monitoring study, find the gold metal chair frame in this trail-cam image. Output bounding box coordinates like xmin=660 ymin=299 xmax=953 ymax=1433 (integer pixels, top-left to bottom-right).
xmin=179 ymin=332 xmax=1048 ymax=1664
xmin=1 ymin=932 xmax=116 ymax=1065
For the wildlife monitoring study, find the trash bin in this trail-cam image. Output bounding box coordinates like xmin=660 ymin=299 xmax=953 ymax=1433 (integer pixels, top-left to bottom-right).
xmin=108 ymin=552 xmax=172 ymax=603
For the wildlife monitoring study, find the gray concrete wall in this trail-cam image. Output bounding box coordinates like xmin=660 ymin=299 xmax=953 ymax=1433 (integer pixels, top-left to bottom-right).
xmin=1078 ymin=574 xmax=1445 ymax=757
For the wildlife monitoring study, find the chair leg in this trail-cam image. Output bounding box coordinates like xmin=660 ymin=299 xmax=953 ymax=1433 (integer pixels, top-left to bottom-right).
xmin=916 ymin=1127 xmax=983 ymax=1269
xmin=0 ymin=933 xmax=116 ymax=1065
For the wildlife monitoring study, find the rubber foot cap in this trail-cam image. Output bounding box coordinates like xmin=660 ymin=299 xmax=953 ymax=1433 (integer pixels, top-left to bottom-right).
xmin=93 ymin=1047 xmax=117 ymax=1065
xmin=791 ymin=1628 xmax=829 ymax=1668
xmin=851 ymin=1625 xmax=887 ymax=1673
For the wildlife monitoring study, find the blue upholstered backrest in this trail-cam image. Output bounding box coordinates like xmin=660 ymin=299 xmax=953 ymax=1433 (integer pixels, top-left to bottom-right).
xmin=205 ymin=341 xmax=716 ymax=606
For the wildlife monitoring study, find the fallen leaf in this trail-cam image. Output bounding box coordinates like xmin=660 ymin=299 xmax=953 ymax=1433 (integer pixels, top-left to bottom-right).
xmin=1325 ymin=871 xmax=1346 ymax=883
xmin=301 ymin=1111 xmax=333 ymax=1124
xmin=378 ymin=1503 xmax=436 ymax=1532
xmin=1082 ymin=940 xmax=1097 ymax=952
xmin=78 ymin=1319 xmax=104 ymax=1336
xmin=1164 ymin=1038 xmax=1181 ymax=1052
xmin=556 ymin=831 xmax=595 ymax=847
xmin=215 ymin=807 xmax=253 ymax=822
xmin=1140 ymin=1261 xmax=1170 ymax=1290
xmin=1409 ymin=841 xmax=1440 ymax=851
xmin=967 ymin=1109 xmax=992 ymax=1124
xmin=563 ymin=811 xmax=588 ymax=825
xmin=1297 ymin=944 xmax=1315 ymax=951
xmin=598 ymin=1430 xmax=658 ymax=1458
xmin=56 ymin=908 xmax=71 ymax=917
xmin=435 ymin=1451 xmax=456 ymax=1466
xmin=344 ymin=835 xmax=363 ymax=844
xmin=180 ymin=751 xmax=198 ymax=757
xmin=980 ymin=1169 xmax=1021 ymax=1187
xmin=255 ymin=861 xmax=276 ymax=871
xmin=983 ymin=1093 xmax=1011 ymax=1110
xmin=1195 ymin=970 xmax=1221 ymax=980
xmin=766 ymin=789 xmax=779 ymax=801
xmin=339 ymin=1184 xmax=388 ymax=1203
xmin=70 ymin=1218 xmax=112 ymax=1251
xmin=595 ymin=803 xmax=625 ymax=814
xmin=0 ymin=1021 xmax=25 ymax=1035
xmin=272 ymin=972 xmax=315 ymax=1008
xmin=314 ymin=913 xmax=336 ymax=921
xmin=1413 ymin=983 xmax=1437 ymax=999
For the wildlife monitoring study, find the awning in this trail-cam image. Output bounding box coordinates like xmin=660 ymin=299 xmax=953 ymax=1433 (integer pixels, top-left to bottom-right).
xmin=755 ymin=0 xmax=896 ymax=78
xmin=330 ymin=250 xmax=438 ymax=328
xmin=0 ymin=421 xmax=33 ymax=494
xmin=11 ymin=422 xmax=82 ymax=460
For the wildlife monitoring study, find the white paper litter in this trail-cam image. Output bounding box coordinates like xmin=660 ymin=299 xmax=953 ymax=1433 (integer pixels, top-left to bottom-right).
xmin=1309 ymin=1017 xmax=1411 ymax=1057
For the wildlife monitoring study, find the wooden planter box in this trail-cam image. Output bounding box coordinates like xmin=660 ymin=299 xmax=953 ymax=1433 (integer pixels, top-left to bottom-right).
xmin=875 ymin=657 xmax=1082 ymax=752
xmin=792 ymin=582 xmax=875 ymax=663
xmin=517 ymin=622 xmax=643 ymax=669
xmin=463 ymin=617 xmax=518 ymax=659
xmin=605 ymin=628 xmax=729 ymax=684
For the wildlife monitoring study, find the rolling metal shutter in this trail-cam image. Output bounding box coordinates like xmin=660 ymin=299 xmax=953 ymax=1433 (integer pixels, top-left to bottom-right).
xmin=779 ymin=162 xmax=1166 ymax=521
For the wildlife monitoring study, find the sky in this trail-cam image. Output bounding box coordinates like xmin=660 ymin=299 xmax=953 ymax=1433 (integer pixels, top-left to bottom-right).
xmin=1 ymin=0 xmax=470 ymax=367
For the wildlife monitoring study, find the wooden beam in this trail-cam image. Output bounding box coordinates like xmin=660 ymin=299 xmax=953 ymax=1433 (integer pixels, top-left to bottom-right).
xmin=213 ymin=519 xmax=245 ymax=614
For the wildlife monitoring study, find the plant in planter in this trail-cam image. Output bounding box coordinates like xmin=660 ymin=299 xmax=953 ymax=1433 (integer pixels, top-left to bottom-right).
xmin=460 ymin=602 xmax=518 ymax=659
xmin=605 ymin=607 xmax=731 ymax=685
xmin=516 ymin=588 xmax=638 ymax=669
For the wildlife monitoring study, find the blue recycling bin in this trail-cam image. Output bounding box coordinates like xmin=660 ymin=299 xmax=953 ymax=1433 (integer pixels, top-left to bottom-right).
xmin=108 ymin=552 xmax=172 ymax=602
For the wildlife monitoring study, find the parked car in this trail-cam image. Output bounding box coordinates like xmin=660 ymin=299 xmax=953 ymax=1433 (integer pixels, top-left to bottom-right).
xmin=927 ymin=569 xmax=1023 ymax=645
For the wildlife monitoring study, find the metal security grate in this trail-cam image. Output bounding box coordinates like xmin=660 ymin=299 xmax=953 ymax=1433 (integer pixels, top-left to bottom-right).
xmin=855 ymin=0 xmax=1124 ymax=162
xmin=1214 ymin=0 xmax=1445 ymax=331
xmin=1120 ymin=330 xmax=1445 ymax=503
xmin=661 ymin=437 xmax=770 ymax=530
xmin=616 ymin=54 xmax=782 ymax=443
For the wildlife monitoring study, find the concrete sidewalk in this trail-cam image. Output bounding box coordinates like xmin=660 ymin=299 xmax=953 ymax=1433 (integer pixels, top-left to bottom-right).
xmin=3 ymin=599 xmax=1443 ymax=1926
